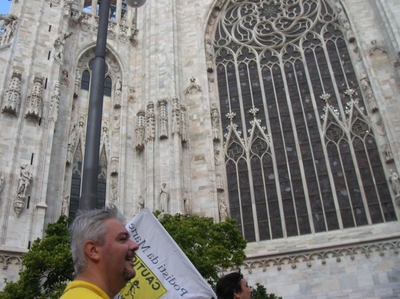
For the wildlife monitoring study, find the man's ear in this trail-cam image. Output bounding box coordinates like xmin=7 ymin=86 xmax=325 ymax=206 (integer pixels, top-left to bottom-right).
xmin=233 ymin=291 xmax=241 ymax=299
xmin=84 ymin=240 xmax=101 ymax=262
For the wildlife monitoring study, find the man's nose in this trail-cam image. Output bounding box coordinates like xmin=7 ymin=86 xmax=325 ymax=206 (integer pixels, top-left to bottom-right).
xmin=129 ymin=238 xmax=139 ymax=251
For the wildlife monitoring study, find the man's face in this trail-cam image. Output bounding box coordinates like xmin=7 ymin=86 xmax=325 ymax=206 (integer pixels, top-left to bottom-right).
xmin=101 ymin=218 xmax=139 ymax=287
xmin=235 ymin=279 xmax=252 ymax=299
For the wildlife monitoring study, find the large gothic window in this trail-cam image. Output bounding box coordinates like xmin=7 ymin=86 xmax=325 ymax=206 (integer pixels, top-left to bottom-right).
xmin=213 ymin=0 xmax=397 ymax=242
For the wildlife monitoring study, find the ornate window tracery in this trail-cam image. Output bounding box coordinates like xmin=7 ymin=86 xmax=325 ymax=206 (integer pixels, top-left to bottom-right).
xmin=213 ymin=0 xmax=396 ymax=242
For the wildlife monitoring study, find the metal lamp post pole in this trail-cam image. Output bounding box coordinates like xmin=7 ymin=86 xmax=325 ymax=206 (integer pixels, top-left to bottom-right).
xmin=79 ymin=0 xmax=146 ymax=210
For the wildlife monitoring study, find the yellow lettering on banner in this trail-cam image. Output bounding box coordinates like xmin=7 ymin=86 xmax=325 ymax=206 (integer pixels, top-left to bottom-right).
xmin=120 ymin=255 xmax=167 ymax=299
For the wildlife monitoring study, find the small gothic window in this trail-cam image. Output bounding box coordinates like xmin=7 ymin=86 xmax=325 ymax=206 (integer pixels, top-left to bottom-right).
xmin=104 ymin=76 xmax=112 ymax=97
xmin=81 ymin=70 xmax=90 ymax=91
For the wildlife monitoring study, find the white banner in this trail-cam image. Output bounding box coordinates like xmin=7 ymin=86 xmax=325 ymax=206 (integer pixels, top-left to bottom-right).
xmin=119 ymin=208 xmax=217 ymax=299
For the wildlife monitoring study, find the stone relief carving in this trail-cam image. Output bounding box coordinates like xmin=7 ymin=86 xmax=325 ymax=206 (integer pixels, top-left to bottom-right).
xmin=135 ymin=110 xmax=145 ymax=151
xmin=0 ymin=14 xmax=18 ymax=47
xmin=49 ymin=81 xmax=60 ymax=123
xmin=0 ymin=254 xmax=23 ymax=271
xmin=211 ymin=103 xmax=220 ymax=141
xmin=74 ymin=68 xmax=81 ymax=98
xmin=60 ymin=69 xmax=69 ymax=86
xmin=183 ymin=191 xmax=191 ymax=215
xmin=382 ymin=144 xmax=394 ymax=164
xmin=25 ymin=76 xmax=44 ymax=119
xmin=180 ymin=105 xmax=188 ymax=143
xmin=185 ymin=77 xmax=202 ymax=94
xmin=159 ymin=183 xmax=170 ymax=213
xmin=0 ymin=171 xmax=4 ymax=194
xmin=158 ymin=99 xmax=168 ymax=139
xmin=205 ymin=39 xmax=214 ymax=72
xmin=53 ymin=31 xmax=73 ymax=63
xmin=14 ymin=164 xmax=33 ymax=216
xmin=2 ymin=70 xmax=22 ymax=115
xmin=146 ymin=102 xmax=155 ymax=142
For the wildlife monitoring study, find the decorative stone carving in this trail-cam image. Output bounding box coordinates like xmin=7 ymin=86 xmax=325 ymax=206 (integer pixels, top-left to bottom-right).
xmin=185 ymin=77 xmax=202 ymax=94
xmin=183 ymin=191 xmax=191 ymax=215
xmin=172 ymin=97 xmax=180 ymax=135
xmin=158 ymin=99 xmax=168 ymax=139
xmin=14 ymin=164 xmax=33 ymax=217
xmin=49 ymin=81 xmax=60 ymax=123
xmin=25 ymin=76 xmax=44 ymax=119
xmin=0 ymin=171 xmax=4 ymax=194
xmin=61 ymin=196 xmax=69 ymax=216
xmin=219 ymin=199 xmax=228 ymax=222
xmin=74 ymin=68 xmax=81 ymax=98
xmin=205 ymin=39 xmax=214 ymax=72
xmin=335 ymin=3 xmax=355 ymax=43
xmin=359 ymin=73 xmax=378 ymax=113
xmin=110 ymin=157 xmax=119 ymax=175
xmin=114 ymin=77 xmax=122 ymax=108
xmin=135 ymin=110 xmax=145 ymax=151
xmin=53 ymin=31 xmax=72 ymax=63
xmin=0 ymin=14 xmax=18 ymax=46
xmin=61 ymin=69 xmax=69 ymax=86
xmin=2 ymin=70 xmax=22 ymax=115
xmin=211 ymin=103 xmax=220 ymax=141
xmin=216 ymin=174 xmax=224 ymax=191
xmin=159 ymin=183 xmax=170 ymax=213
xmin=146 ymin=102 xmax=155 ymax=141
xmin=388 ymin=169 xmax=400 ymax=202
xmin=180 ymin=105 xmax=188 ymax=143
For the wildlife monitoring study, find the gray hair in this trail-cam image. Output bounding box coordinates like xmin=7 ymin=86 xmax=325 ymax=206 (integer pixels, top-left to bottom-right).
xmin=70 ymin=205 xmax=125 ymax=274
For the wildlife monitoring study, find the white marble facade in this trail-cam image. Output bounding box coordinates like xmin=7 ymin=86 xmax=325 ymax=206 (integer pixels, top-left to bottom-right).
xmin=0 ymin=0 xmax=400 ymax=297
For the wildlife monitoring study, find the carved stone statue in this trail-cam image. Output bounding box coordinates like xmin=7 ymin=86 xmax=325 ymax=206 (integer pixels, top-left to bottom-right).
xmin=16 ymin=164 xmax=33 ymax=199
xmin=382 ymin=144 xmax=394 ymax=163
xmin=219 ymin=200 xmax=228 ymax=222
xmin=211 ymin=103 xmax=220 ymax=141
xmin=160 ymin=183 xmax=170 ymax=213
xmin=0 ymin=171 xmax=4 ymax=194
xmin=61 ymin=196 xmax=69 ymax=216
xmin=359 ymin=72 xmax=378 ymax=113
xmin=183 ymin=191 xmax=191 ymax=215
xmin=114 ymin=77 xmax=122 ymax=108
xmin=389 ymin=169 xmax=400 ymax=199
xmin=53 ymin=31 xmax=73 ymax=62
xmin=158 ymin=99 xmax=168 ymax=139
xmin=67 ymin=122 xmax=78 ymax=164
xmin=0 ymin=14 xmax=18 ymax=46
xmin=110 ymin=177 xmax=118 ymax=201
xmin=135 ymin=110 xmax=145 ymax=151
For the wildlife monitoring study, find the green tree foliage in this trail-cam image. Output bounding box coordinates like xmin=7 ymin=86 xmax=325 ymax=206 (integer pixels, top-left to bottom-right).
xmin=251 ymin=283 xmax=282 ymax=299
xmin=157 ymin=213 xmax=247 ymax=287
xmin=0 ymin=216 xmax=73 ymax=299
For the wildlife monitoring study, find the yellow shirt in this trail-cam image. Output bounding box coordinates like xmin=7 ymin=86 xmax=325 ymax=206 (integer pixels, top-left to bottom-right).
xmin=60 ymin=280 xmax=110 ymax=299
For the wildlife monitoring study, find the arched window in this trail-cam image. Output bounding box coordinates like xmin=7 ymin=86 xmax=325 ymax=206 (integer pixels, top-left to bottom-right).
xmin=104 ymin=76 xmax=112 ymax=97
xmin=81 ymin=70 xmax=90 ymax=91
xmin=69 ymin=140 xmax=83 ymax=219
xmin=213 ymin=0 xmax=397 ymax=241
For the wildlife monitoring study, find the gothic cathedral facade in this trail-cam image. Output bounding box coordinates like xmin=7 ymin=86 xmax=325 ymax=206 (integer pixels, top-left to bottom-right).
xmin=0 ymin=0 xmax=400 ymax=297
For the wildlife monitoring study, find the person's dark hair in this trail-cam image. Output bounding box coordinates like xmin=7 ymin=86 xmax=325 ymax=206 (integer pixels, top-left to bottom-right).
xmin=216 ymin=271 xmax=243 ymax=299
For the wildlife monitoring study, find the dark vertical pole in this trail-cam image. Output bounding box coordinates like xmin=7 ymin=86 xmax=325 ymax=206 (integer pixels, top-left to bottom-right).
xmin=79 ymin=0 xmax=110 ymax=210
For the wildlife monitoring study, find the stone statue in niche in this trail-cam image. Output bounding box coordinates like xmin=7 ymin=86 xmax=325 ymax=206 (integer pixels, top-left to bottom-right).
xmin=66 ymin=122 xmax=78 ymax=164
xmin=159 ymin=183 xmax=170 ymax=213
xmin=25 ymin=76 xmax=44 ymax=119
xmin=2 ymin=70 xmax=22 ymax=115
xmin=181 ymin=105 xmax=188 ymax=143
xmin=211 ymin=103 xmax=220 ymax=141
xmin=0 ymin=14 xmax=18 ymax=46
xmin=183 ymin=191 xmax=191 ymax=215
xmin=135 ymin=110 xmax=145 ymax=151
xmin=382 ymin=144 xmax=394 ymax=163
xmin=146 ymin=102 xmax=155 ymax=141
xmin=110 ymin=177 xmax=118 ymax=201
xmin=114 ymin=77 xmax=122 ymax=108
xmin=335 ymin=3 xmax=355 ymax=43
xmin=359 ymin=73 xmax=378 ymax=113
xmin=53 ymin=31 xmax=73 ymax=62
xmin=49 ymin=81 xmax=60 ymax=123
xmin=389 ymin=169 xmax=400 ymax=200
xmin=0 ymin=171 xmax=4 ymax=194
xmin=61 ymin=196 xmax=69 ymax=216
xmin=219 ymin=199 xmax=228 ymax=222
xmin=205 ymin=39 xmax=214 ymax=72
xmin=16 ymin=164 xmax=32 ymax=199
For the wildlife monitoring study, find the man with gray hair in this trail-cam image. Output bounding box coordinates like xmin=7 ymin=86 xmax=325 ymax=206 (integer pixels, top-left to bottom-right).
xmin=60 ymin=205 xmax=139 ymax=299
